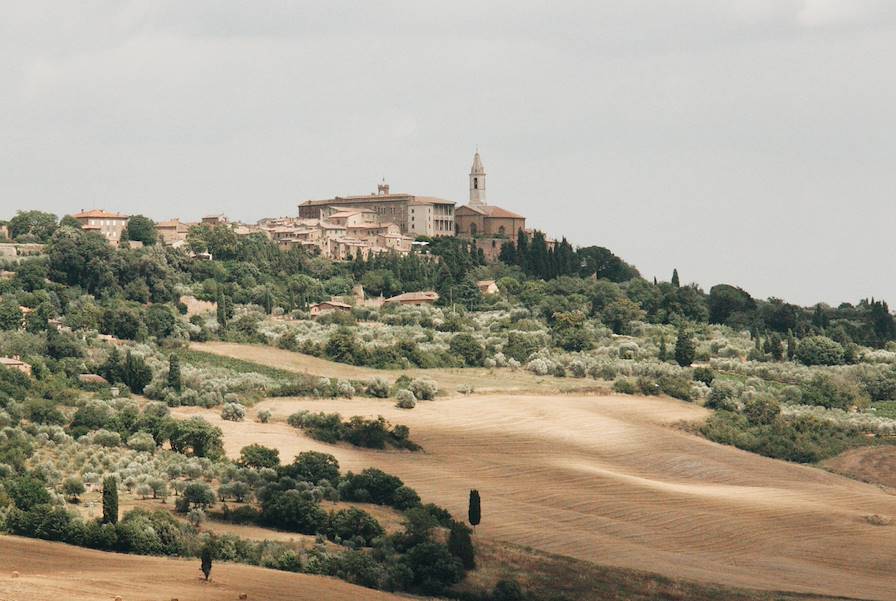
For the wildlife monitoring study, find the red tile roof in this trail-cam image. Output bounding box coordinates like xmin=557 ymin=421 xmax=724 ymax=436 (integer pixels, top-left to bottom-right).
xmin=73 ymin=209 xmax=128 ymax=219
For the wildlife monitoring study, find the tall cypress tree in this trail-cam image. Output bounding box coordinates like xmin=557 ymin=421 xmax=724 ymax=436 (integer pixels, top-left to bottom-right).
xmin=468 ymin=489 xmax=481 ymax=528
xmin=658 ymin=335 xmax=668 ymax=361
xmin=671 ymin=268 xmax=680 ymax=287
xmin=167 ymin=354 xmax=182 ymax=393
xmin=674 ymin=325 xmax=696 ymax=367
xmin=216 ymin=288 xmax=228 ymax=328
xmin=102 ymin=476 xmax=118 ymax=524
xmin=200 ymin=544 xmax=213 ymax=581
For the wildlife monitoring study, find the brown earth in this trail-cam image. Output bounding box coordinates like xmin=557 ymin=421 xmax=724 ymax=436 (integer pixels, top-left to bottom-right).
xmin=0 ymin=535 xmax=415 ymax=601
xmin=174 ymin=390 xmax=896 ymax=600
xmin=189 ymin=341 xmax=607 ymax=395
xmin=821 ymin=445 xmax=896 ymax=491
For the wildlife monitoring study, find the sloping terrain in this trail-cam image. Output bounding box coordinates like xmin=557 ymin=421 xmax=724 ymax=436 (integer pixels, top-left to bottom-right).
xmin=189 ymin=341 xmax=605 ymax=395
xmin=0 ymin=535 xmax=412 ymax=601
xmin=822 ymin=446 xmax=896 ymax=491
xmin=175 ymin=388 xmax=896 ymax=600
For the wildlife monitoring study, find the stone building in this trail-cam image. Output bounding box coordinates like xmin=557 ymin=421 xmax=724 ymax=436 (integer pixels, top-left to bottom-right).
xmin=73 ymin=209 xmax=129 ymax=244
xmin=455 ymin=151 xmax=526 ymax=261
xmin=156 ymin=218 xmax=192 ymax=245
xmin=298 ymin=182 xmax=455 ymax=237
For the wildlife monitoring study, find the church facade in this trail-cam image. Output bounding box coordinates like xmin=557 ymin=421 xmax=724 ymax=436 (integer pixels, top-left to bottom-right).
xmin=455 ymin=150 xmax=526 ymax=261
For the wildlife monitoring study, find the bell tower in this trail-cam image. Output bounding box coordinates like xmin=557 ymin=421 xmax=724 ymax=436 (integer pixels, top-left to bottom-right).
xmin=469 ymin=149 xmax=486 ymax=206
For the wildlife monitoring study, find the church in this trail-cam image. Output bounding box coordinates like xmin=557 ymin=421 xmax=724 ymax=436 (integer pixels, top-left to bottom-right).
xmin=455 ymin=150 xmax=526 ymax=261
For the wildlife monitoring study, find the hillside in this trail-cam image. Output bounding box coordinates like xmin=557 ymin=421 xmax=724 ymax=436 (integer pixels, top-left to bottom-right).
xmin=0 ymin=535 xmax=415 ymax=601
xmin=173 ymin=346 xmax=896 ymax=600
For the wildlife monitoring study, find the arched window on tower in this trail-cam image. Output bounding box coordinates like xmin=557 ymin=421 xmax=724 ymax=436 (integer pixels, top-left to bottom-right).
xmin=473 ymin=177 xmax=478 ymax=189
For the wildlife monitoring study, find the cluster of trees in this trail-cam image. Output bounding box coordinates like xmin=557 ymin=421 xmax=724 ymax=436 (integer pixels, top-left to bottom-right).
xmin=286 ymin=411 xmax=420 ymax=451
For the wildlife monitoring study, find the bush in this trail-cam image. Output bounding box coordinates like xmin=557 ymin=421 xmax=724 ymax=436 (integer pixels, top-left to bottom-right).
xmin=742 ymin=396 xmax=781 ymax=425
xmin=706 ymin=381 xmax=737 ymax=411
xmin=796 ymin=336 xmax=845 ymax=366
xmin=449 ymin=333 xmax=485 ymax=366
xmin=126 ymin=432 xmax=157 ymax=453
xmin=656 ymin=373 xmax=693 ymax=401
xmin=340 ymin=468 xmax=421 ymax=509
xmin=408 ymin=378 xmax=438 ymax=401
xmin=366 ymin=377 xmax=390 ymax=398
xmin=395 ymin=389 xmax=416 ymax=409
xmin=240 ymin=443 xmax=280 ymax=469
xmin=261 ymin=490 xmax=327 ymax=534
xmin=799 ymin=374 xmax=867 ymax=410
xmin=613 ymin=378 xmax=638 ymax=395
xmin=282 ymin=451 xmax=340 ymax=485
xmin=221 ymin=402 xmax=247 ymax=422
xmin=257 ymin=409 xmax=272 ymax=423
xmin=692 ymin=366 xmax=714 ymax=386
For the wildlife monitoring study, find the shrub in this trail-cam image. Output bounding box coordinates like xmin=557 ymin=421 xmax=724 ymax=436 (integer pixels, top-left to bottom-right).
xmin=181 ymin=482 xmax=216 ymax=511
xmin=800 ymin=374 xmax=867 ymax=410
xmin=657 ymin=373 xmax=693 ymax=401
xmin=340 ymin=468 xmax=421 ymax=509
xmin=706 ymin=381 xmax=737 ymax=411
xmin=282 ymin=451 xmax=340 ymax=485
xmin=126 ymin=432 xmax=157 ymax=453
xmin=449 ymin=333 xmax=485 ymax=366
xmin=395 ymin=389 xmax=416 ymax=409
xmin=796 ymin=336 xmax=845 ymax=366
xmin=239 ymin=443 xmax=281 ymax=469
xmin=261 ymin=490 xmax=327 ymax=534
xmin=221 ymin=402 xmax=247 ymax=422
xmin=365 ymin=377 xmax=390 ymax=398
xmin=692 ymin=366 xmax=714 ymax=386
xmin=408 ymin=378 xmax=438 ymax=401
xmin=256 ymin=409 xmax=272 ymax=423
xmin=613 ymin=378 xmax=638 ymax=395
xmin=401 ymin=541 xmax=464 ymax=594
xmin=742 ymin=396 xmax=781 ymax=425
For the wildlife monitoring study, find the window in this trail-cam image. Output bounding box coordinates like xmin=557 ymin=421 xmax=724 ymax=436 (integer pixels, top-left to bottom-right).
xmin=498 ymin=225 xmax=506 ymax=236
xmin=473 ymin=177 xmax=478 ymax=189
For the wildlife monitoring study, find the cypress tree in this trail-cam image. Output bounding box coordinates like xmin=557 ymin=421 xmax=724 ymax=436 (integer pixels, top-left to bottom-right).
xmin=200 ymin=544 xmax=213 ymax=581
xmin=167 ymin=354 xmax=182 ymax=393
xmin=468 ymin=489 xmax=481 ymax=528
xmin=674 ymin=326 xmax=695 ymax=367
xmin=671 ymin=268 xmax=680 ymax=287
xmin=658 ymin=335 xmax=667 ymax=361
xmin=786 ymin=330 xmax=797 ymax=360
xmin=216 ymin=288 xmax=228 ymax=328
xmin=102 ymin=476 xmax=118 ymax=524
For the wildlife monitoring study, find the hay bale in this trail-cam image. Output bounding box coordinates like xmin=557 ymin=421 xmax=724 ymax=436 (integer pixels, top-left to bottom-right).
xmin=11 ymin=571 xmax=19 ymax=578
xmin=114 ymin=596 xmax=122 ymax=601
xmin=239 ymin=595 xmax=248 ymax=600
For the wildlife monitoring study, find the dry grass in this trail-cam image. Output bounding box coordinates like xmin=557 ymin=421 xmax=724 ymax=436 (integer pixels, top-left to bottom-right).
xmin=189 ymin=341 xmax=607 ymax=396
xmin=821 ymin=446 xmax=896 ymax=491
xmin=174 ymin=390 xmax=896 ymax=600
xmin=0 ymin=535 xmax=413 ymax=601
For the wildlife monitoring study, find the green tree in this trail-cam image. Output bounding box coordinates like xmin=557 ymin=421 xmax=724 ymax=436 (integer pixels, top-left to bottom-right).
xmin=674 ymin=326 xmax=696 ymax=367
xmin=239 ymin=443 xmax=280 ymax=469
xmin=795 ymin=335 xmax=845 ymax=366
xmin=167 ymin=354 xmax=182 ymax=393
xmin=102 ymin=476 xmax=119 ymax=524
xmin=126 ymin=215 xmax=157 ymax=246
xmin=167 ymin=417 xmax=224 ymax=458
xmin=8 ymin=210 xmax=57 ymax=242
xmin=786 ymin=330 xmax=797 ymax=360
xmin=216 ymin=288 xmax=229 ymax=328
xmin=200 ymin=544 xmax=213 ymax=581
xmin=448 ymin=521 xmax=476 ymax=569
xmin=671 ymin=268 xmax=680 ymax=287
xmin=468 ymin=489 xmax=481 ymax=528
xmin=124 ymin=350 xmax=152 ymax=394
xmin=658 ymin=335 xmax=668 ymax=361
xmin=449 ymin=332 xmax=485 ymax=366
xmin=62 ymin=477 xmax=86 ymax=502
xmin=0 ymin=298 xmax=23 ymax=330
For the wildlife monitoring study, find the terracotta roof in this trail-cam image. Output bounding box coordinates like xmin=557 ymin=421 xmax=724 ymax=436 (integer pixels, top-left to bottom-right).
xmin=312 ymin=301 xmax=352 ymax=309
xmin=156 ymin=219 xmax=180 ymax=227
xmin=384 ymin=291 xmax=439 ymax=303
xmin=73 ymin=209 xmax=128 ymax=219
xmin=0 ymin=356 xmax=28 ymax=366
xmin=458 ymin=204 xmax=524 ymax=219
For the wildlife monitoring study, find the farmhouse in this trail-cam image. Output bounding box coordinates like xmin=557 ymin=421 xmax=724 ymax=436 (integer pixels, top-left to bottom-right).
xmin=384 ymin=291 xmax=439 ymax=306
xmin=0 ymin=356 xmax=32 ymax=377
xmin=309 ymin=301 xmax=352 ymax=317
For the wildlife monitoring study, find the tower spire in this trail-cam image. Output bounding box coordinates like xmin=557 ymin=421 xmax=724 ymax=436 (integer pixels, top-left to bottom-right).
xmin=469 ymin=148 xmax=486 ymax=206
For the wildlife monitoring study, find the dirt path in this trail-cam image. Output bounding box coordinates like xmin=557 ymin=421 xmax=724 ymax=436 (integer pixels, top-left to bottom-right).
xmin=175 ymin=393 xmax=896 ymax=600
xmin=189 ymin=341 xmax=605 ymax=395
xmin=0 ymin=535 xmax=413 ymax=601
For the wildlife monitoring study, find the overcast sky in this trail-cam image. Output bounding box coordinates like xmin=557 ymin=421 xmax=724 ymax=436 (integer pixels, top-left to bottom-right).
xmin=1 ymin=1 xmax=894 ymax=306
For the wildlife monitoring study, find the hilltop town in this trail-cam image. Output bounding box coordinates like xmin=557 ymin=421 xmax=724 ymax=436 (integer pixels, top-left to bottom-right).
xmin=0 ymin=151 xmax=540 ymax=268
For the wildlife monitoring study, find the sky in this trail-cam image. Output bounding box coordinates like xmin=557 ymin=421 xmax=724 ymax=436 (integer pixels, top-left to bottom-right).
xmin=1 ymin=1 xmax=895 ymax=307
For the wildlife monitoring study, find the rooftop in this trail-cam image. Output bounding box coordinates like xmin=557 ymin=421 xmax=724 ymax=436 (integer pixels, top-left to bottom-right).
xmin=301 ymin=193 xmax=454 ymax=207
xmin=73 ymin=209 xmax=128 ymax=219
xmin=459 ymin=204 xmax=525 ymax=219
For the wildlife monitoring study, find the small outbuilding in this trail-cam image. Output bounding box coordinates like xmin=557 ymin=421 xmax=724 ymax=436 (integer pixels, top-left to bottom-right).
xmin=0 ymin=356 xmax=32 ymax=377
xmin=309 ymin=301 xmax=353 ymax=317
xmin=383 ymin=291 xmax=440 ymax=307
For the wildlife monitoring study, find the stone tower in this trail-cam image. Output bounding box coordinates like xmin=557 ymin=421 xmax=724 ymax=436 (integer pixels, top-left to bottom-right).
xmin=469 ymin=149 xmax=486 ymax=206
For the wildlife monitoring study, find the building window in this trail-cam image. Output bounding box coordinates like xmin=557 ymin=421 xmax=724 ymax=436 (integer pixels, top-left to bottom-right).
xmin=473 ymin=177 xmax=478 ymax=189
xmin=498 ymin=225 xmax=506 ymax=236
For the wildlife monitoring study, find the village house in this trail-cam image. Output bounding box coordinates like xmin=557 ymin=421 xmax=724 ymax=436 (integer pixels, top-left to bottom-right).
xmin=156 ymin=219 xmax=192 ymax=245
xmin=384 ymin=291 xmax=440 ymax=306
xmin=201 ymin=214 xmax=228 ymax=225
xmin=0 ymin=356 xmax=32 ymax=377
xmin=454 ymin=151 xmax=527 ymax=262
xmin=477 ymin=280 xmax=500 ymax=295
xmin=299 ymin=181 xmax=455 ymax=237
xmin=309 ymin=300 xmax=353 ymax=317
xmin=73 ymin=209 xmax=130 ymax=245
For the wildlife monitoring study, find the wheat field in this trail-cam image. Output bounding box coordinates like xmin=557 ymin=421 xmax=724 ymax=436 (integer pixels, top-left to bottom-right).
xmin=174 ymin=388 xmax=896 ymax=600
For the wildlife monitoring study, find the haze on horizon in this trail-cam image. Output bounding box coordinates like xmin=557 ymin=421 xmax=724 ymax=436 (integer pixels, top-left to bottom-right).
xmin=1 ymin=1 xmax=894 ymax=307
